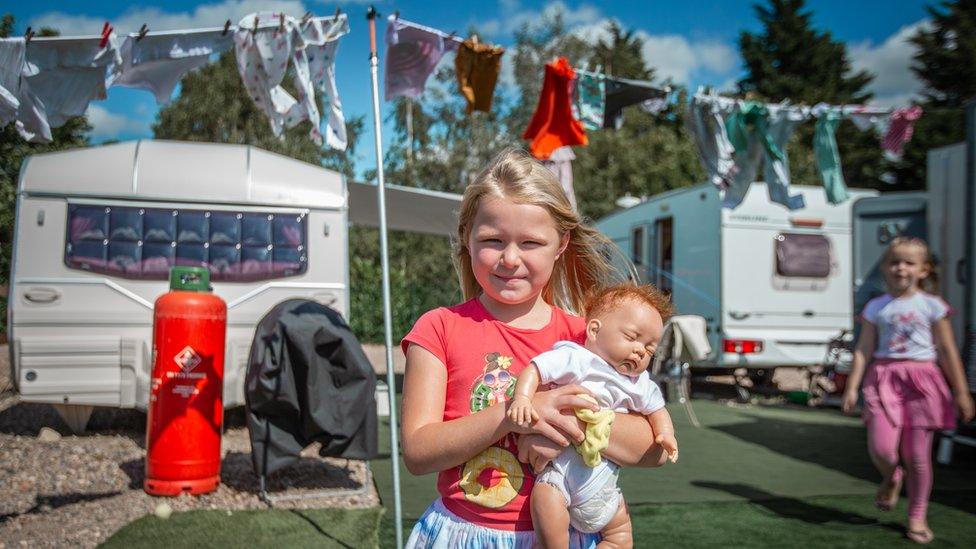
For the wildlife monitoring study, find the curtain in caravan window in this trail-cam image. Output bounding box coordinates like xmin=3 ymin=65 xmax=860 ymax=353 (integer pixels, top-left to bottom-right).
xmin=775 ymin=233 xmax=831 ymax=278
xmin=65 ymin=205 xmax=308 ymax=281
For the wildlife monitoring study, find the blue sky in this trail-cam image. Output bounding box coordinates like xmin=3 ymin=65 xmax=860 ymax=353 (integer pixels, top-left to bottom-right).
xmin=7 ymin=0 xmax=934 ymax=178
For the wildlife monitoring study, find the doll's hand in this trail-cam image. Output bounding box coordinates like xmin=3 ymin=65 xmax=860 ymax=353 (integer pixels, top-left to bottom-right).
xmin=956 ymin=393 xmax=975 ymax=423
xmin=517 ymin=434 xmax=562 ymax=474
xmin=507 ymin=396 xmax=538 ymax=428
xmin=655 ymin=433 xmax=679 ymax=463
xmin=519 ymin=384 xmax=598 ymax=447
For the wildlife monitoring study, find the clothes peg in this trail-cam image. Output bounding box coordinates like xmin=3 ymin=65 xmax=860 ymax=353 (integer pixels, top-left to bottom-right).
xmin=301 ymin=11 xmax=312 ymax=26
xmin=24 ymin=26 xmax=34 ymax=44
xmin=222 ymin=19 xmax=231 ymax=35
xmin=335 ymin=7 xmax=342 ymax=18
xmin=136 ymin=24 xmax=149 ymax=41
xmin=252 ymin=16 xmax=260 ymax=33
xmin=394 ymin=10 xmax=400 ymax=20
xmin=98 ymin=22 xmax=112 ymax=48
xmin=278 ymin=13 xmax=285 ymax=32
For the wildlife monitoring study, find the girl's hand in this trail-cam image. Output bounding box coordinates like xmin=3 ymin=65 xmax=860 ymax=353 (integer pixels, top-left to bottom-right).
xmin=508 ymin=384 xmax=598 ymax=447
xmin=956 ymin=393 xmax=975 ymax=423
xmin=841 ymin=390 xmax=859 ymax=415
xmin=516 ymin=434 xmax=562 ymax=474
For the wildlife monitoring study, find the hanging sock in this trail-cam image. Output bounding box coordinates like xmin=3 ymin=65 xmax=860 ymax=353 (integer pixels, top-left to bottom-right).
xmin=454 ymin=37 xmax=504 ymax=114
xmin=522 ymin=57 xmax=587 ymax=160
xmin=0 ymin=38 xmax=26 ymax=126
xmin=686 ymin=93 xmax=737 ymax=190
xmin=234 ymin=13 xmax=323 ymax=145
xmin=16 ymin=32 xmax=123 ymax=142
xmin=109 ymin=28 xmax=234 ymax=104
xmin=882 ymin=105 xmax=923 ymax=159
xmin=813 ymin=106 xmax=848 ymax=204
xmin=384 ymin=16 xmax=456 ymax=101
xmin=573 ymin=71 xmax=605 ymax=130
xmin=303 ymin=14 xmax=351 ymax=151
xmin=603 ymin=76 xmax=666 ymax=129
xmin=543 ymin=146 xmax=577 ymax=210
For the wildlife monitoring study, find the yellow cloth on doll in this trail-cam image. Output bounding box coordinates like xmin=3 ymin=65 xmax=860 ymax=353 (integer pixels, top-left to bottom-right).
xmin=573 ymin=394 xmax=615 ymax=467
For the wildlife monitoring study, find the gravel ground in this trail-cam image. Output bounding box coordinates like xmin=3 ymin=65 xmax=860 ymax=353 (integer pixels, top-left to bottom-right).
xmin=0 ymin=345 xmax=379 ymax=549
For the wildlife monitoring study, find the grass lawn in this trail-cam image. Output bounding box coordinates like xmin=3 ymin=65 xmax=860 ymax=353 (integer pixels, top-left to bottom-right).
xmin=373 ymin=399 xmax=976 ymax=547
xmin=102 ymin=507 xmax=383 ymax=548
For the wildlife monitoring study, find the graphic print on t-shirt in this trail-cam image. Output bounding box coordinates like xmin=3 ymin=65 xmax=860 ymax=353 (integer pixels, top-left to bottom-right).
xmin=890 ymin=311 xmax=924 ymax=354
xmin=461 ymin=352 xmax=524 ymax=509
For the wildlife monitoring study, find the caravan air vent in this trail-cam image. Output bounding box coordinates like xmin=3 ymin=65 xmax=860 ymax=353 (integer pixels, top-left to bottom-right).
xmin=790 ymin=218 xmax=823 ymax=228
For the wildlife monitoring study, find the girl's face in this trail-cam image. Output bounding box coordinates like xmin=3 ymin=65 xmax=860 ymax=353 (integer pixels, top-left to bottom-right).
xmin=884 ymin=244 xmax=929 ymax=294
xmin=467 ymin=197 xmax=568 ymax=307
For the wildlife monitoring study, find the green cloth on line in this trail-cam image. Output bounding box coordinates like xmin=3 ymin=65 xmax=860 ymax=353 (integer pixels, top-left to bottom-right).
xmin=814 ymin=108 xmax=849 ymax=204
xmin=726 ymin=100 xmax=783 ymax=161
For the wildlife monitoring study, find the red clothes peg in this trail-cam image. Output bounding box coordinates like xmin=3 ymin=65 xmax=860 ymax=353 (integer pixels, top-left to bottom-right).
xmin=98 ymin=22 xmax=113 ymax=48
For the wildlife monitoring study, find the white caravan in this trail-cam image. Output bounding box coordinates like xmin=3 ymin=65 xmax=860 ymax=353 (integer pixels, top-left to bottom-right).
xmin=7 ymin=140 xmax=461 ymax=428
xmin=596 ymin=182 xmax=877 ymax=371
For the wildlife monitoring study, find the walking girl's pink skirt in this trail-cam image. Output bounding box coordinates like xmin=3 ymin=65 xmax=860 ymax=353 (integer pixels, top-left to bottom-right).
xmin=862 ymin=359 xmax=955 ymax=429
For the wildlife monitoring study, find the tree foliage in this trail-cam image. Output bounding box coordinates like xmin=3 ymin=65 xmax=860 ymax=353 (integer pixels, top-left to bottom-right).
xmin=893 ymin=0 xmax=976 ymax=187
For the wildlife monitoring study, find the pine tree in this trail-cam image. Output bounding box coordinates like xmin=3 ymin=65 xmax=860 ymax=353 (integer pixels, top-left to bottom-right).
xmin=1 ymin=15 xmax=92 ymax=336
xmin=738 ymin=0 xmax=889 ymax=191
xmin=893 ymin=0 xmax=976 ymax=187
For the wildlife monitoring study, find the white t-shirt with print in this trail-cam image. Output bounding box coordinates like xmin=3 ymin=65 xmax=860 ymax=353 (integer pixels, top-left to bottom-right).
xmin=861 ymin=292 xmax=951 ymax=361
xmin=532 ymin=340 xmax=666 ymax=414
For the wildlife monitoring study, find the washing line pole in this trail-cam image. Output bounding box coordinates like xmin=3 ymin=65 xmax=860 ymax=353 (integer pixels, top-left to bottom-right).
xmin=366 ymin=6 xmax=403 ymax=548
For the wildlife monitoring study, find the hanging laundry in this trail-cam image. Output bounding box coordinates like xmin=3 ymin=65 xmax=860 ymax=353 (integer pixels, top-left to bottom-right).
xmin=303 ymin=15 xmax=351 ymax=150
xmin=725 ymin=101 xmax=808 ymax=210
xmin=882 ymin=105 xmax=923 ymax=158
xmin=573 ymin=71 xmax=605 ymax=131
xmin=234 ymin=13 xmax=323 ymax=145
xmin=603 ymin=76 xmax=666 ymax=129
xmin=110 ymin=28 xmax=234 ymax=104
xmin=812 ymin=106 xmax=848 ymax=204
xmin=847 ymin=106 xmax=890 ymax=136
xmin=384 ymin=16 xmax=457 ymax=101
xmin=522 ymin=57 xmax=587 ymax=160
xmin=686 ymin=93 xmax=737 ymax=190
xmin=16 ymin=32 xmax=122 ymax=143
xmin=0 ymin=38 xmax=25 ymax=126
xmin=543 ymin=146 xmax=577 ymax=210
xmin=454 ymin=37 xmax=504 ymax=114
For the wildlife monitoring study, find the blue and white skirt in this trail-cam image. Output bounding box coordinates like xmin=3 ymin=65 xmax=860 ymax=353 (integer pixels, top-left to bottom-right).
xmin=405 ymin=498 xmax=600 ymax=549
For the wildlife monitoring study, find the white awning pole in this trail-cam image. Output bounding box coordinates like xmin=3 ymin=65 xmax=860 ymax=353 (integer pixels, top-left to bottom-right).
xmin=367 ymin=7 xmax=403 ymax=548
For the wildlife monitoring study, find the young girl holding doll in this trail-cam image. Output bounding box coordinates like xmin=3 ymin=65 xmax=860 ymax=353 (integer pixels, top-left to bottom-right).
xmin=399 ymin=148 xmax=669 ymax=547
xmin=843 ymin=237 xmax=975 ymax=544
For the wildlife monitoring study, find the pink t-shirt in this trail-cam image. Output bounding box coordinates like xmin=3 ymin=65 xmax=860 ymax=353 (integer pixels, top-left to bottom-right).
xmin=861 ymin=292 xmax=951 ymax=361
xmin=401 ymin=298 xmax=586 ymax=531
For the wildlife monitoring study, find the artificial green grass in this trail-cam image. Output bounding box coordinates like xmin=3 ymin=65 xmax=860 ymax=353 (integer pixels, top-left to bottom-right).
xmin=101 ymin=506 xmax=383 ymax=549
xmin=373 ymin=399 xmax=976 ymax=546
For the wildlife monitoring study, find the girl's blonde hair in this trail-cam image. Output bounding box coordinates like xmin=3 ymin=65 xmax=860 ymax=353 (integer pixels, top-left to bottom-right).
xmin=455 ymin=147 xmax=630 ymax=314
xmin=884 ymin=236 xmax=939 ymax=293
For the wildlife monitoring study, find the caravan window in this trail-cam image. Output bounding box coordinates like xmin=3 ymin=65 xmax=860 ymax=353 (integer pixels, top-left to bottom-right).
xmin=775 ymin=233 xmax=831 ymax=278
xmin=65 ymin=205 xmax=308 ymax=281
xmin=655 ymin=218 xmax=673 ymax=294
xmin=631 ymin=226 xmax=644 ymax=265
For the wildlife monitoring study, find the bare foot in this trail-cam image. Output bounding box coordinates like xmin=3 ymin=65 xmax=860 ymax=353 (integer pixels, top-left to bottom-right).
xmin=906 ymin=526 xmax=933 ymax=544
xmin=875 ymin=467 xmax=903 ymax=511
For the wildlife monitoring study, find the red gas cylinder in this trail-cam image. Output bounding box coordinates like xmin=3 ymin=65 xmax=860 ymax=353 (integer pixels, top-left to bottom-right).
xmin=145 ymin=266 xmax=226 ymax=496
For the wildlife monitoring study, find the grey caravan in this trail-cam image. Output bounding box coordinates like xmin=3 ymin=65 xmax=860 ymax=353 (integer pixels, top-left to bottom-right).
xmin=596 ymin=182 xmax=876 ymax=371
xmin=8 ymin=140 xmax=460 ymax=429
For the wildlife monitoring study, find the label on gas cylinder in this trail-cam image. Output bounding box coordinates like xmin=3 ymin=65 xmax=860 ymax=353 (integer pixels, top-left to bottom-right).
xmin=167 ymin=345 xmax=206 ymax=380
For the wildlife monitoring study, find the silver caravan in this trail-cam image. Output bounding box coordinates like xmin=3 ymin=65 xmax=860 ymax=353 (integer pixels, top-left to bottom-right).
xmin=8 ymin=140 xmax=460 ymax=428
xmin=596 ymin=182 xmax=877 ymax=371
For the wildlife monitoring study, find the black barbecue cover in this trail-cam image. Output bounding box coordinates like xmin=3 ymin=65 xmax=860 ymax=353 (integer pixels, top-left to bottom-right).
xmin=246 ymin=299 xmax=378 ymax=477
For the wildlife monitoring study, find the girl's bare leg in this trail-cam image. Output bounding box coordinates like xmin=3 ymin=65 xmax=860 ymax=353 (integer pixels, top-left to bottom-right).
xmin=531 ymin=483 xmax=570 ymax=549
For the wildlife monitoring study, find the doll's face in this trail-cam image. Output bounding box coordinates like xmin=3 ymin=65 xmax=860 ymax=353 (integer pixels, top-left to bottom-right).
xmin=585 ymin=298 xmax=664 ymax=377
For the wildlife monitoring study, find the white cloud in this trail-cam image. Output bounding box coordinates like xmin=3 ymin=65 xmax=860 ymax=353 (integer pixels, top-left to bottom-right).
xmin=30 ymin=0 xmax=312 ymax=34
xmin=85 ymin=105 xmax=151 ymax=140
xmin=481 ymin=0 xmax=602 ymax=39
xmin=849 ymin=20 xmax=930 ymax=106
